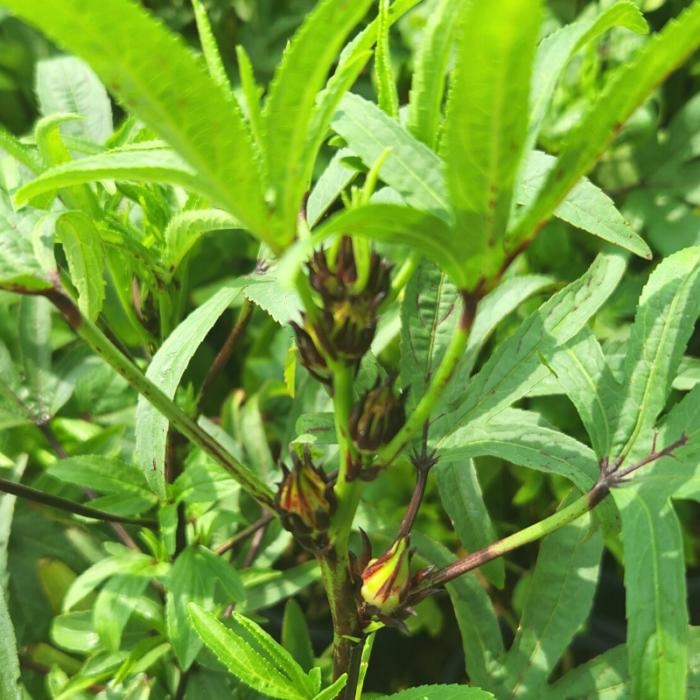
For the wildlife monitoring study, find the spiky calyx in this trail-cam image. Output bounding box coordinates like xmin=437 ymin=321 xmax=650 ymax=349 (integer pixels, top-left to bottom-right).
xmin=275 ymin=446 xmax=337 ymax=551
xmin=348 ymin=374 xmax=407 ymax=452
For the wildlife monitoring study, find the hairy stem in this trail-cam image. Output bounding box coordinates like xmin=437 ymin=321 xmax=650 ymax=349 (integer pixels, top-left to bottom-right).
xmin=378 ymin=292 xmax=476 ymax=468
xmin=0 ymin=477 xmax=158 ymax=526
xmin=197 ymin=297 xmax=254 ymax=415
xmin=43 ymin=288 xmax=276 ymax=511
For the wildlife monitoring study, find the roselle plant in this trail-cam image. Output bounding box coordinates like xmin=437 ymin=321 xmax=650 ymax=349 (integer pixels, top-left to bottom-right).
xmin=2 ymin=0 xmax=700 ymax=699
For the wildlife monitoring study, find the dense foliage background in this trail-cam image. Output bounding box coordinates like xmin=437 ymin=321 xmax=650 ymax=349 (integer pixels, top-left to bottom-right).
xmin=1 ymin=0 xmax=700 ymax=697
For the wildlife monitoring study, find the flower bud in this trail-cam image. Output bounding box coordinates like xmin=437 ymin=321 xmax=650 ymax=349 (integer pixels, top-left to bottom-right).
xmin=290 ymin=320 xmax=332 ymax=386
xmin=275 ymin=446 xmax=336 ymax=549
xmin=360 ymin=535 xmax=411 ymax=616
xmin=348 ymin=374 xmax=407 ymax=452
xmin=302 ymin=238 xmax=393 ymax=364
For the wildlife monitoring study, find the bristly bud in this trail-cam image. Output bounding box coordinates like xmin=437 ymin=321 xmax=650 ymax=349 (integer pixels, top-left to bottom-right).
xmin=290 ymin=320 xmax=332 ymax=386
xmin=348 ymin=373 xmax=407 ymax=452
xmin=300 ymin=237 xmax=392 ymax=365
xmin=275 ymin=446 xmax=337 ymax=551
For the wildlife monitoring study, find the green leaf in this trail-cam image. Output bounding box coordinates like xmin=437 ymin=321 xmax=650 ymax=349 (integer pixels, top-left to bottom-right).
xmin=313 ymin=676 xmax=348 ymax=700
xmin=191 ymin=0 xmax=229 ymax=92
xmin=517 ymin=151 xmax=652 ymax=260
xmin=18 ymin=295 xmax=56 ymax=422
xmin=235 ymin=46 xmax=263 ymax=154
xmin=407 ymin=0 xmax=468 ymax=149
xmin=383 ymin=685 xmax=495 ymax=700
xmin=263 ymin=0 xmax=374 ymax=244
xmin=400 ymin=259 xmax=459 ymax=416
xmin=242 ymin=274 xmax=303 ymax=327
xmin=62 ymin=548 xmax=167 ymax=612
xmin=307 ymin=148 xmax=356 ymax=227
xmin=282 ymin=599 xmax=314 ymax=674
xmin=435 ymin=249 xmax=627 ymax=447
xmin=189 ymin=604 xmax=315 ymax=700
xmin=135 ymin=283 xmax=243 ymax=499
xmin=94 ymin=573 xmax=149 ymax=653
xmin=1 ymin=0 xmax=268 ymax=239
xmin=543 ymin=327 xmax=622 ymax=460
xmin=36 ymin=55 xmax=113 ymax=144
xmin=240 ymin=561 xmax=320 ymax=614
xmin=612 ymin=246 xmax=700 ymax=462
xmin=162 ymin=209 xmax=242 ymax=282
xmin=298 ymin=204 xmax=468 ymax=289
xmin=15 ymin=144 xmax=212 ymax=208
xmin=0 ymin=193 xmax=53 ymax=294
xmin=51 ymin=611 xmax=101 ymax=654
xmin=526 ymin=2 xmax=648 ymax=154
xmin=0 ymin=124 xmax=44 ymax=174
xmin=510 ymin=1 xmax=700 ymax=251
xmin=198 ymin=546 xmax=246 ymax=605
xmin=48 ymin=455 xmax=151 ymax=495
xmin=435 ymin=460 xmax=504 ymax=588
xmin=0 ymin=586 xmax=21 ymax=700
xmin=0 ymin=457 xmax=26 ymax=590
xmin=613 ymin=489 xmax=688 ymax=700
xmin=441 ymin=0 xmax=542 ymax=290
xmin=410 ymin=533 xmax=506 ymax=695
xmin=503 ymin=499 xmax=603 ymax=698
xmin=375 ymin=0 xmax=399 ymax=120
xmin=166 ymin=546 xmax=214 ymax=671
xmin=55 ymin=211 xmax=107 ymax=322
xmin=445 ymin=274 xmax=557 ymax=403
xmin=331 ymin=93 xmax=453 ymax=224
xmin=440 ymin=413 xmax=601 ymax=495
xmin=543 ymin=644 xmax=629 ymax=700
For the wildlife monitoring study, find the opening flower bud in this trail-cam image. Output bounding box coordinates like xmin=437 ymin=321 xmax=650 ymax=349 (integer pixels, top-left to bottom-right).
xmin=290 ymin=320 xmax=332 ymax=386
xmin=360 ymin=535 xmax=411 ymax=616
xmin=275 ymin=446 xmax=336 ymax=550
xmin=349 ymin=374 xmax=407 ymax=452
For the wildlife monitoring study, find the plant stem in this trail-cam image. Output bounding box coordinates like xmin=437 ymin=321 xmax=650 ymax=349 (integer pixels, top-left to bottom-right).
xmin=196 ymin=297 xmax=254 ymax=415
xmin=215 ymin=512 xmax=274 ymax=555
xmin=377 ymin=292 xmax=476 ymax=468
xmin=0 ymin=477 xmax=158 ymax=526
xmin=413 ymin=433 xmax=689 ymax=594
xmin=318 ymin=554 xmax=365 ymax=698
xmin=43 ymin=288 xmax=277 ymax=511
xmin=380 ymin=250 xmax=421 ymax=311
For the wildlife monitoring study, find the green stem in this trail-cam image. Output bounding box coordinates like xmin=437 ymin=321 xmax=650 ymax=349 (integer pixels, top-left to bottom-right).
xmin=0 ymin=477 xmax=158 ymax=527
xmin=414 ymin=480 xmax=610 ymax=593
xmin=379 ymin=250 xmax=421 ymax=312
xmin=377 ymin=292 xmax=476 ymax=468
xmin=44 ymin=288 xmax=276 ymax=511
xmin=157 ymin=287 xmax=172 ymax=341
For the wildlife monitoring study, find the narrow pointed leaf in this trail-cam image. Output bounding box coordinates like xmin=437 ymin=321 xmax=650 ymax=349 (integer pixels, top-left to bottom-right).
xmin=192 ymin=0 xmax=229 ymax=92
xmin=162 ymin=209 xmax=242 ymax=282
xmin=503 ymin=502 xmax=603 ymax=698
xmin=0 ymin=587 xmax=22 ymax=700
xmin=16 ymin=144 xmax=213 ymax=207
xmin=442 ymin=0 xmax=542 ymax=290
xmin=263 ymin=0 xmax=373 ymax=244
xmin=136 ymin=283 xmax=243 ymax=499
xmin=407 ymin=0 xmax=468 ymax=148
xmin=544 ymin=327 xmax=622 ymax=459
xmin=435 ymin=460 xmax=504 ymax=588
xmin=1 ymin=0 xmax=268 ymax=238
xmin=375 ymin=0 xmax=399 ymax=120
xmin=510 ymin=1 xmax=700 ymax=251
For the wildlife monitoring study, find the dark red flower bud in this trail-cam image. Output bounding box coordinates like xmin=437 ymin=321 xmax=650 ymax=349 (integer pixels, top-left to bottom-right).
xmin=275 ymin=446 xmax=337 ymax=550
xmin=348 ymin=374 xmax=407 ymax=452
xmin=290 ymin=320 xmax=332 ymax=386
